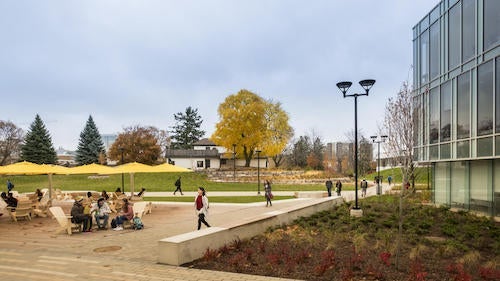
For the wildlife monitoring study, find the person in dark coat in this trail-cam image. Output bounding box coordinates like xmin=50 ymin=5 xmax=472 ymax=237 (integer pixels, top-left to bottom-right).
xmin=71 ymin=196 xmax=92 ymax=232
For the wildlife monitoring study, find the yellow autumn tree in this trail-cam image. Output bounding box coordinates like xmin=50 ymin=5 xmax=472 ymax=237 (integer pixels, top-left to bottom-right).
xmin=212 ymin=89 xmax=292 ymax=167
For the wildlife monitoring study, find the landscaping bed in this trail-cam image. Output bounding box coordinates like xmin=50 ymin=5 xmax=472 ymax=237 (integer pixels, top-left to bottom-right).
xmin=188 ymin=194 xmax=500 ymax=280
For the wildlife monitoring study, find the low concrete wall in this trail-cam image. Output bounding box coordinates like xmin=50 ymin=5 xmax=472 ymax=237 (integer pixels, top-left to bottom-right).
xmin=158 ymin=196 xmax=344 ymax=266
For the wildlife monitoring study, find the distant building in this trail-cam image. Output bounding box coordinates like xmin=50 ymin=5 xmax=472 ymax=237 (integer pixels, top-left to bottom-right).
xmin=56 ymin=147 xmax=76 ymax=166
xmin=101 ymin=134 xmax=117 ymax=152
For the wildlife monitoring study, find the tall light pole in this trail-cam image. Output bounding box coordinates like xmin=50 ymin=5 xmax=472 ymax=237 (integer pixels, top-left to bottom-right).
xmin=337 ymin=79 xmax=375 ymax=215
xmin=120 ymin=147 xmax=125 ymax=191
xmin=370 ymin=135 xmax=388 ymax=196
xmin=232 ymin=144 xmax=236 ymax=181
xmin=255 ymin=150 xmax=261 ymax=195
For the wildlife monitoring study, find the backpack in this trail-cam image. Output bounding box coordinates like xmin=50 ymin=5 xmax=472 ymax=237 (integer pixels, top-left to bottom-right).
xmin=133 ymin=216 xmax=144 ymax=230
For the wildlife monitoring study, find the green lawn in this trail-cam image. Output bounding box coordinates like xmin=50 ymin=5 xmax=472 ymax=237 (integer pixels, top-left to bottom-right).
xmin=1 ymin=172 xmax=332 ymax=194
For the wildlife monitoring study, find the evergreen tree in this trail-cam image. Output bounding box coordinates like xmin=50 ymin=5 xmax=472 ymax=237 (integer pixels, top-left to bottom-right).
xmin=21 ymin=114 xmax=57 ymax=164
xmin=75 ymin=115 xmax=105 ymax=165
xmin=170 ymin=106 xmax=205 ymax=149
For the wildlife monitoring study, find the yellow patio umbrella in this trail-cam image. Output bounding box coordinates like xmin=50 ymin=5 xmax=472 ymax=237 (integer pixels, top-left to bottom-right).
xmin=151 ymin=163 xmax=192 ymax=173
xmin=0 ymin=161 xmax=70 ymax=200
xmin=105 ymin=162 xmax=159 ymax=195
xmin=66 ymin=163 xmax=116 ymax=175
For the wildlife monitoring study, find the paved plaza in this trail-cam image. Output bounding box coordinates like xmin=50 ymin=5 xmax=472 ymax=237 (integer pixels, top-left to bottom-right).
xmin=0 ymin=186 xmax=388 ymax=281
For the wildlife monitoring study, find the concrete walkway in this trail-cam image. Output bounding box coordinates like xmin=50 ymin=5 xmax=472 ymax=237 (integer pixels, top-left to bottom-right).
xmin=0 ymin=185 xmax=391 ymax=281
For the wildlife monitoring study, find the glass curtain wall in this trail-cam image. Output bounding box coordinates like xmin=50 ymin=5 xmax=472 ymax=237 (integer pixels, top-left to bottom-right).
xmin=434 ymin=162 xmax=449 ymax=204
xmin=483 ymin=0 xmax=500 ymax=51
xmin=477 ymin=61 xmax=493 ymax=136
xmin=450 ymin=161 xmax=467 ymax=208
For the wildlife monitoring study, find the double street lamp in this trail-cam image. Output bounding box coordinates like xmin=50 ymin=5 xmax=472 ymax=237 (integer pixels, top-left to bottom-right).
xmin=255 ymin=150 xmax=262 ymax=195
xmin=336 ymin=79 xmax=376 ymax=214
xmin=370 ymin=135 xmax=388 ymax=196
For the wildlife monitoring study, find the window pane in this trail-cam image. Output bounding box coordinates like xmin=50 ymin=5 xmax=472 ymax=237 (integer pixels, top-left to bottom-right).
xmin=457 ymin=71 xmax=470 ymax=139
xmin=462 ymin=0 xmax=475 ymax=61
xmin=440 ymin=81 xmax=451 ymax=141
xmin=457 ymin=140 xmax=470 ymax=158
xmin=440 ymin=143 xmax=451 ymax=159
xmin=430 ymin=22 xmax=440 ymax=79
xmin=495 ymin=136 xmax=500 ymax=156
xmin=484 ymin=0 xmax=500 ymax=51
xmin=450 ymin=162 xmax=467 ymax=208
xmin=449 ymin=3 xmax=461 ymax=70
xmin=434 ymin=162 xmax=449 ymax=205
xmin=430 ymin=87 xmax=440 ymax=143
xmin=430 ymin=145 xmax=439 ymax=160
xmin=470 ymin=160 xmax=491 ymax=213
xmin=421 ymin=30 xmax=429 ymax=84
xmin=496 ymin=59 xmax=500 ymax=132
xmin=477 ymin=137 xmax=493 ymax=157
xmin=477 ymin=61 xmax=493 ymax=136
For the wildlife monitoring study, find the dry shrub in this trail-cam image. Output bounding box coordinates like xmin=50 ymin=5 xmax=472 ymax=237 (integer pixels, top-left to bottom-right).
xmin=457 ymin=250 xmax=481 ymax=267
xmin=409 ymin=244 xmax=430 ymax=260
xmin=352 ymin=233 xmax=369 ymax=253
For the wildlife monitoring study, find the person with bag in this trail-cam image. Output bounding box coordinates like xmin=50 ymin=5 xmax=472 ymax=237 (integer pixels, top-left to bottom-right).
xmin=194 ymin=187 xmax=210 ymax=230
xmin=112 ymin=198 xmax=133 ymax=231
xmin=264 ymin=180 xmax=273 ymax=207
xmin=335 ymin=180 xmax=342 ymax=196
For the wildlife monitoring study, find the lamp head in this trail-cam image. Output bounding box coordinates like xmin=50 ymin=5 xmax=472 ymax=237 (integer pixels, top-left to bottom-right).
xmin=370 ymin=136 xmax=377 ymax=141
xmin=359 ymin=79 xmax=376 ymax=93
xmin=336 ymin=81 xmax=352 ymax=97
xmin=381 ymin=135 xmax=388 ymax=141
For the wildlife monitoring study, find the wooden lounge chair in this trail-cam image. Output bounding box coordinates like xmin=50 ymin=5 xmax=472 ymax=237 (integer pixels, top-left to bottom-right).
xmin=49 ymin=206 xmax=82 ymax=235
xmin=7 ymin=200 xmax=33 ymax=222
xmin=33 ymin=193 xmax=51 ymax=218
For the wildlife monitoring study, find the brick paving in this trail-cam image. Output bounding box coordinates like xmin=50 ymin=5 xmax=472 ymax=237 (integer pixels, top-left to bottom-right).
xmin=0 ymin=186 xmax=388 ymax=281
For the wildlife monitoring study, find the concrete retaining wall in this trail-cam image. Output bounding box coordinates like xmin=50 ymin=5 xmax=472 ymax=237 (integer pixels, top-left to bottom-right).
xmin=158 ymin=196 xmax=344 ymax=265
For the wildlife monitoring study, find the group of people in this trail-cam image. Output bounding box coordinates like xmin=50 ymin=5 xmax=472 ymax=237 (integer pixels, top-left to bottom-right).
xmin=325 ymin=179 xmax=343 ymax=197
xmin=70 ymin=191 xmax=135 ymax=232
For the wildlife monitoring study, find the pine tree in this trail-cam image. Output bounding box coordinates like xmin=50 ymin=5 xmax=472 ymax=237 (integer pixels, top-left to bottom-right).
xmin=170 ymin=106 xmax=205 ymax=149
xmin=21 ymin=114 xmax=57 ymax=164
xmin=75 ymin=115 xmax=105 ymax=165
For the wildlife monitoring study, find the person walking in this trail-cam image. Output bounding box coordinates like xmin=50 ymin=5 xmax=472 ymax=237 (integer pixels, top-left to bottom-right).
xmin=387 ymin=175 xmax=393 ymax=186
xmin=264 ymin=180 xmax=273 ymax=207
xmin=173 ymin=176 xmax=183 ymax=195
xmin=194 ymin=187 xmax=210 ymax=230
xmin=325 ymin=178 xmax=333 ymax=197
xmin=335 ymin=180 xmax=342 ymax=196
xmin=361 ymin=179 xmax=368 ymax=197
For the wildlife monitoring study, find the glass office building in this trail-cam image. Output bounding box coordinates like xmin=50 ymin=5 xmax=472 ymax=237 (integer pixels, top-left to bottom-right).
xmin=413 ymin=0 xmax=499 ymax=216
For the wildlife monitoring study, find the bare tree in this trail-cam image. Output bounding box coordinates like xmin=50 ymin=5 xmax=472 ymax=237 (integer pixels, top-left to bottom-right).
xmin=0 ymin=120 xmax=24 ymax=165
xmin=381 ymin=80 xmax=418 ymax=269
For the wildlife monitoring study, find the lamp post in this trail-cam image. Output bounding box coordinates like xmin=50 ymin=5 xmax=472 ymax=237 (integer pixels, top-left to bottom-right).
xmin=370 ymin=135 xmax=388 ymax=195
xmin=337 ymin=79 xmax=375 ymax=215
xmin=233 ymin=144 xmax=236 ymax=181
xmin=255 ymin=150 xmax=261 ymax=195
xmin=119 ymin=147 xmax=125 ymax=191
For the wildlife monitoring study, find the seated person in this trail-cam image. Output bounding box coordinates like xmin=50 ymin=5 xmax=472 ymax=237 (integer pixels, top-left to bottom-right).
xmin=71 ymin=196 xmax=92 ymax=232
xmin=91 ymin=198 xmax=111 ymax=230
xmin=3 ymin=192 xmax=18 ymax=210
xmin=115 ymin=187 xmax=123 ymax=195
xmin=101 ymin=190 xmax=110 ymax=201
xmin=137 ymin=188 xmax=146 ymax=197
xmin=35 ymin=189 xmax=43 ymax=202
xmin=112 ymin=198 xmax=133 ymax=231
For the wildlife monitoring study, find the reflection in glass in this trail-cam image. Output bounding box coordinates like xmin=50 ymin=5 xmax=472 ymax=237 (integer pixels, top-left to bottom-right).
xmin=430 ymin=87 xmax=439 ymax=143
xmin=457 ymin=72 xmax=470 ymax=139
xmin=484 ymin=0 xmax=500 ymax=51
xmin=462 ymin=0 xmax=475 ymax=62
xmin=449 ymin=3 xmax=461 ymax=70
xmin=440 ymin=81 xmax=451 ymax=142
xmin=477 ymin=61 xmax=493 ymax=136
xmin=430 ymin=22 xmax=440 ymax=79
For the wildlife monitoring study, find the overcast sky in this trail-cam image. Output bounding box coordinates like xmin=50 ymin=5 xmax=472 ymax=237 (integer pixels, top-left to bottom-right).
xmin=1 ymin=0 xmax=439 ymax=151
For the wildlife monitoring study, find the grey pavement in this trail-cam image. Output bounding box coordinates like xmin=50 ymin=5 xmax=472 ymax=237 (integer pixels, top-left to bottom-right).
xmin=0 ymin=184 xmax=391 ymax=281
